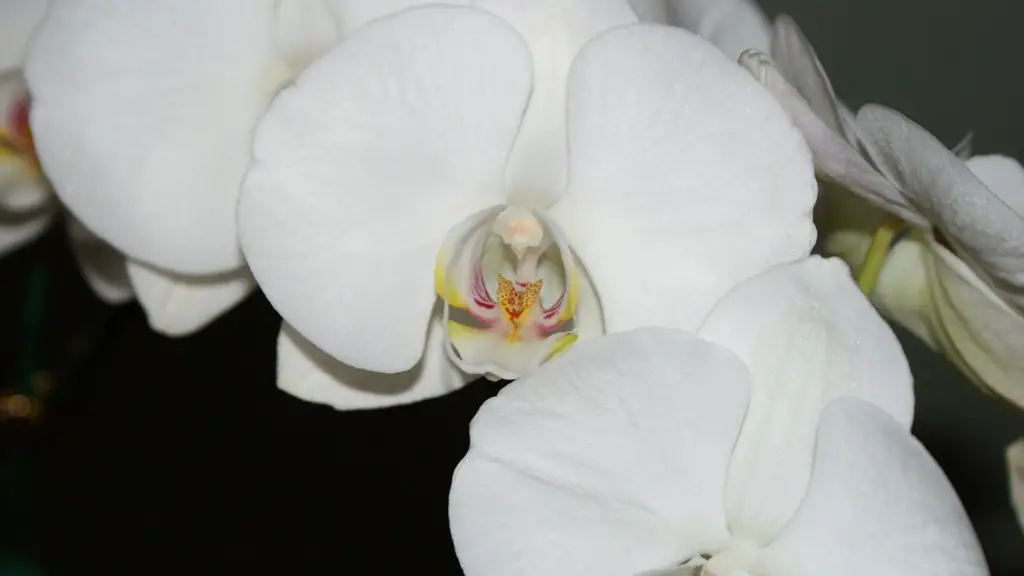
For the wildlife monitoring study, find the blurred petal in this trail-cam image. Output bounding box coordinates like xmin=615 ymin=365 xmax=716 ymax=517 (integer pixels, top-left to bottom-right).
xmin=239 ymin=7 xmax=531 ymax=372
xmin=740 ymin=51 xmax=927 ymax=227
xmin=697 ymin=257 xmax=913 ymax=542
xmin=0 ymin=0 xmax=47 ymax=72
xmin=0 ymin=207 xmax=51 ymax=258
xmin=928 ymin=237 xmax=1024 ymax=408
xmin=126 ymin=262 xmax=254 ymax=337
xmin=556 ymin=26 xmax=816 ymax=335
xmin=66 ymin=216 xmax=133 ymax=305
xmin=857 ymin=105 xmax=1024 ymax=298
xmin=1009 ymin=439 xmax=1024 ymax=532
xmin=450 ymin=329 xmax=749 ymax=576
xmin=770 ymin=15 xmax=850 ymax=142
xmin=26 ymin=0 xmax=293 ymax=274
xmin=666 ymin=0 xmax=771 ymax=60
xmin=758 ymin=398 xmax=986 ymax=576
xmin=277 ymin=316 xmax=472 ymax=410
xmin=478 ymin=0 xmax=637 ymax=208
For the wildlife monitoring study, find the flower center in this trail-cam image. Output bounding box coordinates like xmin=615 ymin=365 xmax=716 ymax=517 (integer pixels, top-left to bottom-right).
xmin=436 ymin=205 xmax=580 ymax=380
xmin=0 ymin=95 xmax=39 ymax=171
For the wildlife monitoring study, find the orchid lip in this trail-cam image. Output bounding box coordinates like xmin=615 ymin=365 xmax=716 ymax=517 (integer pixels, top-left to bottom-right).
xmin=0 ymin=95 xmax=39 ymax=172
xmin=436 ymin=205 xmax=581 ymax=380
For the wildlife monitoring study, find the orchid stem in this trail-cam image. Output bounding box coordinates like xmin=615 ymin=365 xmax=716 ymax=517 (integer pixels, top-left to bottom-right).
xmin=857 ymin=215 xmax=904 ymax=297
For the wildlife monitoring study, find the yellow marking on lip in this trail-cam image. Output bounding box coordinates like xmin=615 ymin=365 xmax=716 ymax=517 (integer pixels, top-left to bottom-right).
xmin=543 ymin=332 xmax=578 ymax=363
xmin=434 ymin=248 xmax=470 ymax=310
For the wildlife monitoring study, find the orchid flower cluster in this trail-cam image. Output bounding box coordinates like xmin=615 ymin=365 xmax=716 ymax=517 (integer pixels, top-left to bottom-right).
xmin=1 ymin=0 xmax=1013 ymax=573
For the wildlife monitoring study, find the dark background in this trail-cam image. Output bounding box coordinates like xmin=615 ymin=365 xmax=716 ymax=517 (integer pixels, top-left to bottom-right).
xmin=2 ymin=0 xmax=1023 ymax=573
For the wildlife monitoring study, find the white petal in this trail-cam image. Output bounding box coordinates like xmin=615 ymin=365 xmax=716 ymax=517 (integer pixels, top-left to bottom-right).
xmin=697 ymin=257 xmax=913 ymax=542
xmin=66 ymin=216 xmax=133 ymax=305
xmin=758 ymin=398 xmax=987 ymax=576
xmin=629 ymin=0 xmax=669 ymax=23
xmin=966 ymin=154 xmax=1024 ymax=216
xmin=0 ymin=0 xmax=47 ymax=72
xmin=555 ymin=26 xmax=816 ymax=335
xmin=739 ymin=52 xmax=927 ymax=227
xmin=1008 ymin=439 xmax=1024 ymax=532
xmin=26 ymin=0 xmax=291 ymax=274
xmin=126 ymin=261 xmax=254 ymax=337
xmin=0 ymin=207 xmax=51 ymax=258
xmin=273 ymin=0 xmax=339 ymax=72
xmin=277 ymin=316 xmax=473 ymax=410
xmin=477 ymin=0 xmax=637 ymax=208
xmin=857 ymin=105 xmax=1024 ymax=296
xmin=450 ymin=328 xmax=749 ymax=576
xmin=239 ymin=7 xmax=531 ymax=373
xmin=324 ymin=0 xmax=466 ymax=35
xmin=928 ymin=237 xmax=1024 ymax=409
xmin=770 ymin=15 xmax=850 ymax=143
xmin=666 ymin=0 xmax=771 ymax=60
xmin=872 ymin=231 xmax=943 ymax=350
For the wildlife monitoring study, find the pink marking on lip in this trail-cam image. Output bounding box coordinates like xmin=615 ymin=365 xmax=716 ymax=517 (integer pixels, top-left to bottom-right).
xmin=9 ymin=96 xmax=30 ymax=137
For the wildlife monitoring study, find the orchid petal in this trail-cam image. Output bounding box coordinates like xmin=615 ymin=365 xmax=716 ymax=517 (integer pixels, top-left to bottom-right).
xmin=0 ymin=207 xmax=51 ymax=258
xmin=26 ymin=0 xmax=296 ymax=274
xmin=556 ymin=26 xmax=816 ymax=334
xmin=758 ymin=398 xmax=987 ymax=576
xmin=770 ymin=15 xmax=850 ymax=143
xmin=666 ymin=0 xmax=771 ymax=60
xmin=628 ymin=0 xmax=669 ymax=23
xmin=857 ymin=105 xmax=1024 ymax=294
xmin=324 ymin=0 xmax=466 ymax=35
xmin=477 ymin=0 xmax=637 ymax=208
xmin=739 ymin=51 xmax=927 ymax=227
xmin=450 ymin=329 xmax=749 ymax=575
xmin=697 ymin=257 xmax=913 ymax=542
xmin=239 ymin=7 xmax=531 ymax=373
xmin=872 ymin=231 xmax=943 ymax=350
xmin=66 ymin=216 xmax=133 ymax=305
xmin=928 ymin=237 xmax=1024 ymax=408
xmin=0 ymin=0 xmax=47 ymax=73
xmin=126 ymin=262 xmax=254 ymax=337
xmin=273 ymin=0 xmax=339 ymax=71
xmin=1008 ymin=439 xmax=1024 ymax=532
xmin=277 ymin=316 xmax=472 ymax=411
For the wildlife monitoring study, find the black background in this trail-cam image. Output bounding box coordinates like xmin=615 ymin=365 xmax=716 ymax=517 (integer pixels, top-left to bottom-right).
xmin=2 ymin=0 xmax=1023 ymax=573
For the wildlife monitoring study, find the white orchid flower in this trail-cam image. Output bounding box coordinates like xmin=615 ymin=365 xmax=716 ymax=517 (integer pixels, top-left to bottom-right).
xmin=741 ymin=16 xmax=1024 ymax=409
xmin=24 ymin=0 xmax=389 ymax=334
xmin=448 ymin=259 xmax=985 ymax=576
xmin=1 ymin=0 xmax=132 ymax=305
xmin=630 ymin=0 xmax=771 ymax=60
xmin=237 ymin=3 xmax=817 ymax=410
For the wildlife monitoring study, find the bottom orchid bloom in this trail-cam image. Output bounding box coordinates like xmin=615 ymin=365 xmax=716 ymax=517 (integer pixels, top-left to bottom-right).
xmin=449 ymin=258 xmax=986 ymax=576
